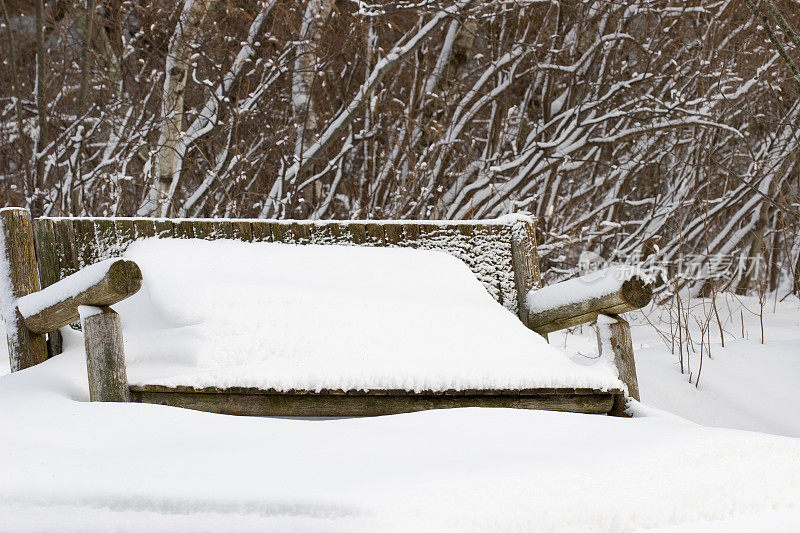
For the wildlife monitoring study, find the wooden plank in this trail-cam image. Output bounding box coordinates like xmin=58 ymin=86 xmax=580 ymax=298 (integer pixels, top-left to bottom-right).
xmin=327 ymin=222 xmax=348 ymax=244
xmin=132 ymin=384 xmax=622 ymax=396
xmin=191 ymin=220 xmax=214 ymax=239
xmin=0 ymin=209 xmax=48 ymax=371
xmin=93 ymin=219 xmax=118 ymax=258
xmin=212 ymin=220 xmax=235 ymax=240
xmin=52 ymin=219 xmax=80 ymax=278
xmin=134 ymin=219 xmax=156 ymax=239
xmin=250 ymin=221 xmax=273 ymax=242
xmin=174 ymin=220 xmax=195 ymax=239
xmin=113 ymin=219 xmax=137 ymax=251
xmin=20 ymin=258 xmax=142 ymax=334
xmin=153 ymin=219 xmax=174 ymax=238
xmin=455 ymin=223 xmax=474 ymax=238
xmin=383 ymin=224 xmax=403 ymax=246
xmin=402 ymin=223 xmax=421 ymax=246
xmin=32 ymin=218 xmax=59 ymax=289
xmin=291 ymin=222 xmax=311 ymax=243
xmin=270 ymin=222 xmax=292 ymax=243
xmin=73 ymin=218 xmax=98 ymax=268
xmin=347 ymin=223 xmax=367 ymax=244
xmin=232 ymin=221 xmax=253 ymax=242
xmin=32 ymin=218 xmax=63 ymax=357
xmin=308 ymin=223 xmax=331 ymax=244
xmin=365 ymin=223 xmax=384 ymax=245
xmin=129 ymin=389 xmax=618 ymax=417
xmin=83 ymin=306 xmax=130 ymax=402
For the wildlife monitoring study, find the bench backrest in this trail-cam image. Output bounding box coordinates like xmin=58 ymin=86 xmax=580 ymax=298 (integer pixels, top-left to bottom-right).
xmin=31 ymin=217 xmax=541 ymax=318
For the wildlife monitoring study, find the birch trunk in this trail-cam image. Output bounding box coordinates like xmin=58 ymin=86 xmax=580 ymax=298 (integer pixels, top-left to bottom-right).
xmin=32 ymin=0 xmax=47 ymax=217
xmin=144 ymin=0 xmax=211 ymax=217
xmin=292 ymin=0 xmax=335 ymax=211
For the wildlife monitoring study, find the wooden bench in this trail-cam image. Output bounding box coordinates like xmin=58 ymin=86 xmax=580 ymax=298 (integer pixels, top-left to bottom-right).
xmin=1 ymin=208 xmax=651 ymax=417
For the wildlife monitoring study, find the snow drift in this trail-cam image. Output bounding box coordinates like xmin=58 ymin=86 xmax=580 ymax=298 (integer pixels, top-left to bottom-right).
xmin=114 ymin=238 xmax=622 ymax=392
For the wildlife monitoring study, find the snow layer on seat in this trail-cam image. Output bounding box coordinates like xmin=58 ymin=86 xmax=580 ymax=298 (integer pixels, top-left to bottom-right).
xmin=115 ymin=239 xmax=622 ymax=392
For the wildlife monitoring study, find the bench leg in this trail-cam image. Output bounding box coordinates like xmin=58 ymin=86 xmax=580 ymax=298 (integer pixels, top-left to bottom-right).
xmin=82 ymin=306 xmax=130 ymax=402
xmin=0 ymin=208 xmax=48 ymax=371
xmin=595 ymin=314 xmax=640 ymax=403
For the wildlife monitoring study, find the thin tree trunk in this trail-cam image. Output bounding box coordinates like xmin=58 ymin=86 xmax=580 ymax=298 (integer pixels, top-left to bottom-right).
xmin=32 ymin=0 xmax=48 ymax=216
xmin=292 ymin=0 xmax=335 ymax=212
xmin=0 ymin=0 xmax=32 ymax=203
xmin=143 ymin=0 xmax=211 ymax=217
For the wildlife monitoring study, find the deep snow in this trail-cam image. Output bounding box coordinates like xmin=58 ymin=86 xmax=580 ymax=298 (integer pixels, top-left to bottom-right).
xmin=115 ymin=238 xmax=622 ymax=391
xmin=552 ymin=292 xmax=800 ymax=438
xmin=1 ymin=335 xmax=799 ymax=532
xmin=1 ymin=242 xmax=799 ymax=531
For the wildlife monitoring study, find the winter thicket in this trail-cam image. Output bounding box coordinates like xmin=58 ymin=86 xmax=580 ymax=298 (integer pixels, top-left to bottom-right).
xmin=1 ymin=0 xmax=799 ymax=294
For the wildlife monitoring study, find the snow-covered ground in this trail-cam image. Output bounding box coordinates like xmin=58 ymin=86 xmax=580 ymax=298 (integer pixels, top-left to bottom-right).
xmin=1 ymin=243 xmax=799 ymax=531
xmin=2 ymin=336 xmax=799 ymax=532
xmin=553 ymin=292 xmax=800 ymax=438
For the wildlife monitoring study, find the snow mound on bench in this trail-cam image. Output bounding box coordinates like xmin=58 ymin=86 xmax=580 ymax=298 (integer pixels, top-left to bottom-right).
xmin=116 ymin=239 xmax=622 ymax=392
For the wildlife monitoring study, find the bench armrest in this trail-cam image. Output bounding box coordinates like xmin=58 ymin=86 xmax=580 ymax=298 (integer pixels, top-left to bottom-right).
xmin=525 ymin=266 xmax=652 ymax=334
xmin=17 ymin=258 xmax=142 ymax=334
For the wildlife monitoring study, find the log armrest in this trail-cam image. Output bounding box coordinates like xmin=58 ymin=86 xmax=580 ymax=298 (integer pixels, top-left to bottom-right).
xmin=14 ymin=258 xmax=141 ymax=403
xmin=524 ymin=266 xmax=652 ymax=409
xmin=16 ymin=258 xmax=142 ymax=334
xmin=524 ymin=266 xmax=652 ymax=335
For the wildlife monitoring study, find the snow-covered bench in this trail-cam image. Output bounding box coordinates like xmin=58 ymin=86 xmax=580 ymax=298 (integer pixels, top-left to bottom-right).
xmin=1 ymin=208 xmax=651 ymax=416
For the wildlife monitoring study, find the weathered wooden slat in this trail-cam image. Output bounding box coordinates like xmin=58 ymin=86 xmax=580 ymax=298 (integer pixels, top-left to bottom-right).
xmin=270 ymin=222 xmax=292 ymax=243
xmin=383 ymin=224 xmax=403 ymax=246
xmin=347 ymin=223 xmax=367 ymax=245
xmin=93 ymin=219 xmax=118 ymax=258
xmin=132 ymin=384 xmax=622 ymax=396
xmin=52 ymin=219 xmax=80 ymax=278
xmin=455 ymin=223 xmax=474 ymax=237
xmin=134 ymin=219 xmax=156 ymax=239
xmin=326 ymin=222 xmax=345 ymax=243
xmin=308 ymin=223 xmax=330 ymax=244
xmin=114 ymin=219 xmax=137 ymax=250
xmin=73 ymin=218 xmax=98 ymax=268
xmin=192 ymin=220 xmax=214 ymax=239
xmin=153 ymin=219 xmax=174 ymax=238
xmin=32 ymin=219 xmax=63 ymax=357
xmin=402 ymin=223 xmax=421 ymax=246
xmin=0 ymin=209 xmax=48 ymax=371
xmin=20 ymin=259 xmax=142 ymax=334
xmin=232 ymin=221 xmax=253 ymax=242
xmin=32 ymin=219 xmax=60 ymax=289
xmin=291 ymin=222 xmax=311 ymax=243
xmin=83 ymin=306 xmax=130 ymax=402
xmin=129 ymin=389 xmax=619 ymax=417
xmin=250 ymin=221 xmax=273 ymax=242
xmin=365 ymin=223 xmax=383 ymax=245
xmin=212 ymin=220 xmax=235 ymax=240
xmin=174 ymin=220 xmax=195 ymax=239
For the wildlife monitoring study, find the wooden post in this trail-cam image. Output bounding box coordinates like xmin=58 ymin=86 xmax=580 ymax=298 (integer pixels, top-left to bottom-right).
xmin=595 ymin=314 xmax=640 ymax=402
xmin=510 ymin=217 xmax=542 ymax=325
xmin=82 ymin=306 xmax=130 ymax=402
xmin=0 ymin=208 xmax=48 ymax=371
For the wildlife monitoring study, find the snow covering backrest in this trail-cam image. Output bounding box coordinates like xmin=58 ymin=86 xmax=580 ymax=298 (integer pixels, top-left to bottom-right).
xmin=30 ymin=217 xmax=541 ymax=316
